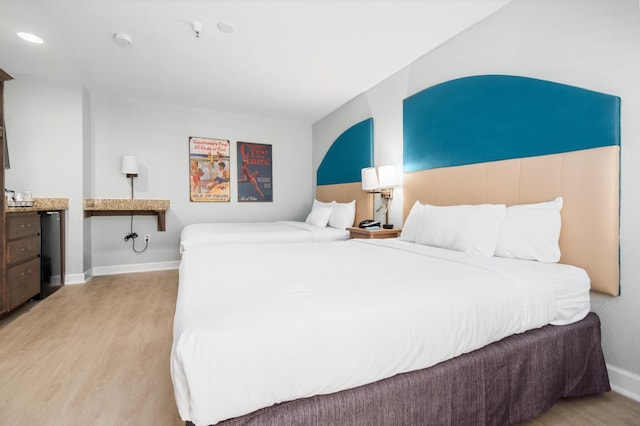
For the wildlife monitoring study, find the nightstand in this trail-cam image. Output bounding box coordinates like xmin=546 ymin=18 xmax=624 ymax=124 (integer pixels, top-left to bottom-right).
xmin=347 ymin=227 xmax=401 ymax=239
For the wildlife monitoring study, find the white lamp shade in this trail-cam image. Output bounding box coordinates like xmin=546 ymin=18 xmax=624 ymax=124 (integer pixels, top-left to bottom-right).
xmin=361 ymin=167 xmax=379 ymax=190
xmin=121 ymin=155 xmax=139 ymax=175
xmin=377 ymin=165 xmax=399 ymax=188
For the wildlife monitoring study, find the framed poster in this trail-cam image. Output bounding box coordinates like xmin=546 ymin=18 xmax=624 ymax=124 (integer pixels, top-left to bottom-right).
xmin=189 ymin=136 xmax=230 ymax=202
xmin=237 ymin=142 xmax=272 ymax=202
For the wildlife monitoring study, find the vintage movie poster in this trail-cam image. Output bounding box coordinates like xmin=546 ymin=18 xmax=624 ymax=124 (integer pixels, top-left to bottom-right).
xmin=189 ymin=136 xmax=231 ymax=202
xmin=237 ymin=142 xmax=272 ymax=202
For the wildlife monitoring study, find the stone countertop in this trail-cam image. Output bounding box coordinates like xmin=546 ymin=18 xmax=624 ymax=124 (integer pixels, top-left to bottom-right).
xmin=6 ymin=197 xmax=69 ymax=212
xmin=83 ymin=198 xmax=170 ymax=211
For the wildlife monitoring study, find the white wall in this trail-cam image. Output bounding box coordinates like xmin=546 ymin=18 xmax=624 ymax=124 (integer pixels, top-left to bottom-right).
xmin=5 ymin=78 xmax=312 ymax=277
xmin=89 ymin=94 xmax=312 ymax=271
xmin=313 ymin=0 xmax=640 ymax=399
xmin=5 ymin=76 xmax=86 ymax=284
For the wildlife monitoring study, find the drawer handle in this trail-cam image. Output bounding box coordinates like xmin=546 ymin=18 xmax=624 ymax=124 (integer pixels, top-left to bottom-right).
xmin=20 ymin=270 xmax=32 ymax=276
xmin=21 ymin=247 xmax=32 ymax=252
xmin=20 ymin=224 xmax=32 ymax=228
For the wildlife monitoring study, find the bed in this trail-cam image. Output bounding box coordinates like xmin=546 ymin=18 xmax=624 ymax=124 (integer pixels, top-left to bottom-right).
xmin=180 ymin=220 xmax=350 ymax=253
xmin=172 ymin=75 xmax=620 ymax=425
xmin=173 ymin=238 xmax=603 ymax=425
xmin=179 ymin=199 xmax=362 ymax=253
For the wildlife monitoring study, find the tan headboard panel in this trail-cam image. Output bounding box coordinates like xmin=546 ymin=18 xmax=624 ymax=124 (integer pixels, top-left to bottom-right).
xmin=403 ymin=146 xmax=620 ymax=296
xmin=316 ymin=183 xmax=373 ymax=227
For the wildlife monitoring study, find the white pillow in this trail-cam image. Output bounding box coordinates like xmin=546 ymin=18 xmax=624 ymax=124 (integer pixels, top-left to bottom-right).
xmin=415 ymin=204 xmax=506 ymax=256
xmin=305 ymin=206 xmax=332 ymax=228
xmin=312 ymin=199 xmax=334 ymax=210
xmin=494 ymin=197 xmax=563 ymax=262
xmin=399 ymin=200 xmax=424 ymax=242
xmin=305 ymin=199 xmax=335 ymax=228
xmin=329 ymin=200 xmax=356 ymax=229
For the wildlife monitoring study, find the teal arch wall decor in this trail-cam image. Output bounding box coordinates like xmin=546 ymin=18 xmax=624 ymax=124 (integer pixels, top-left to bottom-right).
xmin=317 ymin=118 xmax=374 ymax=185
xmin=403 ymin=75 xmax=620 ymax=172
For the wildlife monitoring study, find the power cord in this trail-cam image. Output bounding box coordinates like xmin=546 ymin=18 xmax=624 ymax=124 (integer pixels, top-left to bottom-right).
xmin=124 ymin=214 xmax=149 ymax=253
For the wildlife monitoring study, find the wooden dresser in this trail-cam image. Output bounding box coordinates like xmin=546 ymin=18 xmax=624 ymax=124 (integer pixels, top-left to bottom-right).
xmin=5 ymin=212 xmax=41 ymax=311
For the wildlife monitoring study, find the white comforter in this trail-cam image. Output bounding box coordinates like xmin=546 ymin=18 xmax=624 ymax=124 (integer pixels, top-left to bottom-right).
xmin=171 ymin=239 xmax=589 ymax=425
xmin=179 ymin=220 xmax=349 ymax=253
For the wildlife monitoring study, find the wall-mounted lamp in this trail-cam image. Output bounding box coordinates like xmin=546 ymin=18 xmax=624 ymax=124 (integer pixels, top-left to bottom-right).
xmin=121 ymin=155 xmax=139 ymax=199
xmin=361 ymin=165 xmax=400 ymax=228
xmin=361 ymin=167 xmax=379 ymax=191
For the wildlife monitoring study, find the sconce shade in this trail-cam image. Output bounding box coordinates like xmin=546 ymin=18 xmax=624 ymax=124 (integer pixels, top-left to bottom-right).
xmin=377 ymin=165 xmax=399 ymax=188
xmin=121 ymin=155 xmax=139 ymax=176
xmin=361 ymin=167 xmax=379 ymax=191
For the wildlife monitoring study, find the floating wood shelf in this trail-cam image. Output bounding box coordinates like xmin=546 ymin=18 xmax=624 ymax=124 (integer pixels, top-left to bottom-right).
xmin=83 ymin=199 xmax=170 ymax=231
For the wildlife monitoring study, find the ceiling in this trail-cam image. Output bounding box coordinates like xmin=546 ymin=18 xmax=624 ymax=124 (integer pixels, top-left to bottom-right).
xmin=0 ymin=0 xmax=511 ymax=125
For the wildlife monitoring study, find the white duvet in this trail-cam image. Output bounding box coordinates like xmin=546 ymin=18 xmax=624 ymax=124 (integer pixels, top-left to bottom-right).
xmin=179 ymin=220 xmax=349 ymax=253
xmin=171 ymin=239 xmax=590 ymax=425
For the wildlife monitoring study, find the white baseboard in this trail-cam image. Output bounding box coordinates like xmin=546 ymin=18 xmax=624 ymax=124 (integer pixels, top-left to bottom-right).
xmin=60 ymin=262 xmax=179 ymax=285
xmin=64 ymin=273 xmax=89 ymax=285
xmin=91 ymin=260 xmax=180 ymax=277
xmin=607 ymin=364 xmax=640 ymax=402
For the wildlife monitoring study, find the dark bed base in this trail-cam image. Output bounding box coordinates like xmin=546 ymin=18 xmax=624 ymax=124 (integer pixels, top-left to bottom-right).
xmin=188 ymin=313 xmax=609 ymax=426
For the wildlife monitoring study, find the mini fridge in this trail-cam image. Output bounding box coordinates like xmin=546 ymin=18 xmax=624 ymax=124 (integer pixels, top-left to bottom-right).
xmin=39 ymin=211 xmax=62 ymax=298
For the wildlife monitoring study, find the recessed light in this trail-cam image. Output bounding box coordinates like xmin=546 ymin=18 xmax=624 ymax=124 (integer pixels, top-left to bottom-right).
xmin=217 ymin=22 xmax=235 ymax=34
xmin=17 ymin=32 xmax=43 ymax=44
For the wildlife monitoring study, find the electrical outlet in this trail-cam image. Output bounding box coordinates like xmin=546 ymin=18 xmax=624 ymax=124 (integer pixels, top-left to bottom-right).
xmin=144 ymin=234 xmax=150 ymax=242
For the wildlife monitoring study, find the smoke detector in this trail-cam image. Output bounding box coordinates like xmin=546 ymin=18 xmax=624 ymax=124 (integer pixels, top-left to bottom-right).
xmin=191 ymin=21 xmax=203 ymax=38
xmin=217 ymin=22 xmax=235 ymax=34
xmin=114 ymin=33 xmax=133 ymax=47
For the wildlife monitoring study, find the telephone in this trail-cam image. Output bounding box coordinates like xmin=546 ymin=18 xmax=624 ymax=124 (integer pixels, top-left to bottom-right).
xmin=358 ymin=219 xmax=380 ymax=228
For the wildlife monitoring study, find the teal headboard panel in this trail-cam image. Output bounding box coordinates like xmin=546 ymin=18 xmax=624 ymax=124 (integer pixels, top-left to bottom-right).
xmin=403 ymin=75 xmax=621 ymax=172
xmin=317 ymin=118 xmax=373 ymax=185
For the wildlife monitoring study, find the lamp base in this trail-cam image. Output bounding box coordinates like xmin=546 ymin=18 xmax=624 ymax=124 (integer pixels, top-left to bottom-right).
xmin=382 ymin=224 xmax=394 ymax=229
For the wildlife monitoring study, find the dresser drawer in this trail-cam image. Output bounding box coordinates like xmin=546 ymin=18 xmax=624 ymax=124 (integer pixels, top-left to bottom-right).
xmin=7 ymin=236 xmax=41 ymax=265
xmin=7 ymin=213 xmax=40 ymax=240
xmin=7 ymin=258 xmax=41 ymax=310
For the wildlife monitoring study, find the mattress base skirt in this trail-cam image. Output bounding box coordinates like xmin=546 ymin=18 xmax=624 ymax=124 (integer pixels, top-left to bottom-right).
xmin=193 ymin=312 xmax=609 ymax=426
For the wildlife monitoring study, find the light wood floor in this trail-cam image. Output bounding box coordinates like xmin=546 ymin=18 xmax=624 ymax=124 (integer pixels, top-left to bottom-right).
xmin=1 ymin=270 xmax=639 ymax=426
xmin=0 ymin=270 xmax=182 ymax=426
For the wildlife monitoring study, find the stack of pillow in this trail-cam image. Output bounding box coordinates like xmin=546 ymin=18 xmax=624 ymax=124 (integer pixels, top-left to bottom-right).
xmin=400 ymin=197 xmax=563 ymax=263
xmin=305 ymin=199 xmax=356 ymax=229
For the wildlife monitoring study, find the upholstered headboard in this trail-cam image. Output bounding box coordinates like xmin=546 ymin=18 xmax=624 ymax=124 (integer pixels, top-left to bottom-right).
xmin=316 ymin=118 xmax=374 ymax=225
xmin=403 ymin=75 xmax=620 ymax=296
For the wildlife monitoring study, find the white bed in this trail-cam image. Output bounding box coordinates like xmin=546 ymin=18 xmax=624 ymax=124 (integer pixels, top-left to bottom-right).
xmin=171 ymin=238 xmax=590 ymax=426
xmin=179 ymin=200 xmax=355 ymax=253
xmin=179 ymin=221 xmax=349 ymax=253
